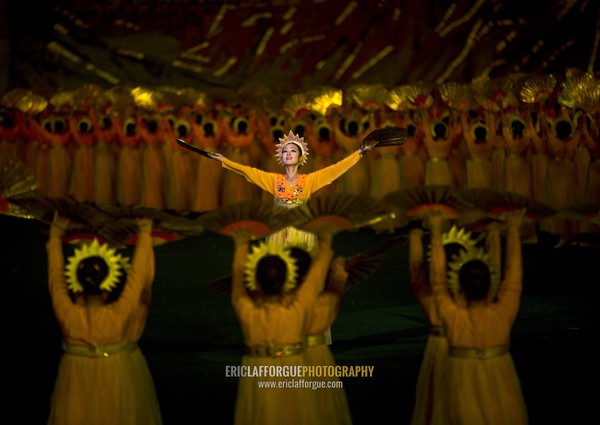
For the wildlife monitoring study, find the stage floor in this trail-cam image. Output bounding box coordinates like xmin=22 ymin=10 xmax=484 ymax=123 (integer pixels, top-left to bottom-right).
xmin=2 ymin=214 xmax=598 ymax=424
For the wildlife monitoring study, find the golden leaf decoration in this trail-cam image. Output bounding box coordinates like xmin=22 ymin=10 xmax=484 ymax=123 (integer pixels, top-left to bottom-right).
xmin=438 ymin=82 xmax=474 ymax=111
xmin=1 ymin=88 xmax=48 ymax=113
xmin=387 ymin=82 xmax=433 ymax=111
xmin=520 ymin=74 xmax=557 ymax=104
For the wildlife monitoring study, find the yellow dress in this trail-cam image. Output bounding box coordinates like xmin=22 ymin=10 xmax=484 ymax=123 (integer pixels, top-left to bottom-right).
xmin=68 ymin=116 xmax=96 ymax=203
xmin=46 ymin=233 xmax=162 ymax=425
xmin=231 ymin=236 xmax=334 ymax=425
xmin=223 ymin=150 xmax=363 ymax=248
xmin=408 ymin=231 xmax=449 ymax=425
xmin=139 ymin=118 xmax=167 ymax=210
xmin=191 ymin=118 xmax=223 ymax=212
xmin=114 ymin=117 xmax=142 ymax=207
xmin=92 ymin=117 xmax=117 ymax=206
xmin=304 ymin=291 xmax=353 ymax=425
xmin=431 ymin=228 xmax=528 ymax=425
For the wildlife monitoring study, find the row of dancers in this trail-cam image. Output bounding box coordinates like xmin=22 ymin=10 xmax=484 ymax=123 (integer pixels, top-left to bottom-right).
xmin=1 ymin=99 xmax=599 ymax=241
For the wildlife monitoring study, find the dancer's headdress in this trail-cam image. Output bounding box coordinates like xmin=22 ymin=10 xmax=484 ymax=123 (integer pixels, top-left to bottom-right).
xmin=65 ymin=239 xmax=130 ymax=293
xmin=244 ymin=239 xmax=298 ymax=294
xmin=427 ymin=225 xmax=478 ymax=263
xmin=275 ymin=130 xmax=309 ymax=166
xmin=447 ymin=247 xmax=500 ymax=302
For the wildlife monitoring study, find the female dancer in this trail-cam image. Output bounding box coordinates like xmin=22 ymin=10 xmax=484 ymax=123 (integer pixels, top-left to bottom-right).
xmin=46 ymin=213 xmax=162 ymax=425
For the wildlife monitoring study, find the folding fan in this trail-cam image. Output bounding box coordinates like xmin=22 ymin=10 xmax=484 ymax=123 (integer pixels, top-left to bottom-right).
xmin=360 ymin=126 xmax=408 ymax=151
xmin=383 ymin=186 xmax=476 ymax=220
xmin=0 ymin=156 xmax=39 ymax=219
xmin=195 ymin=199 xmax=290 ymax=239
xmin=344 ymin=235 xmax=405 ymax=288
xmin=176 ymin=138 xmax=212 ymax=158
xmin=556 ymin=203 xmax=600 ymax=224
xmin=96 ymin=204 xmax=200 ymax=246
xmin=457 ymin=188 xmax=556 ymax=222
xmin=291 ymin=193 xmax=393 ymax=234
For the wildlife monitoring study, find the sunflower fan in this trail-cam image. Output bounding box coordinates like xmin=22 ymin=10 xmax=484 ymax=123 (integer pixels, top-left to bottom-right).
xmin=457 ymin=188 xmax=556 ymax=222
xmin=291 ymin=193 xmax=392 ymax=233
xmin=383 ymin=186 xmax=475 ymax=219
xmin=195 ymin=199 xmax=289 ymax=238
xmin=360 ymin=126 xmax=408 ymax=150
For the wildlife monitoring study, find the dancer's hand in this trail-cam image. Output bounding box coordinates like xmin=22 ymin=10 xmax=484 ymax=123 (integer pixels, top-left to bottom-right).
xmin=505 ymin=208 xmax=526 ymax=230
xmin=136 ymin=218 xmax=153 ymax=235
xmin=207 ymin=152 xmax=224 ymax=161
xmin=50 ymin=211 xmax=69 ymax=239
xmin=232 ymin=229 xmax=252 ymax=247
xmin=358 ymin=145 xmax=373 ymax=154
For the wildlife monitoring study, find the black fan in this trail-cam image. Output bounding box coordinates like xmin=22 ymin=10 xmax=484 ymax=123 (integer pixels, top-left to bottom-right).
xmin=360 ymin=126 xmax=408 ymax=151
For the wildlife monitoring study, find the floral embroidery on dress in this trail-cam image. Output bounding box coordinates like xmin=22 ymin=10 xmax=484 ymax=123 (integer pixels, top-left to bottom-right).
xmin=275 ymin=174 xmax=306 ymax=200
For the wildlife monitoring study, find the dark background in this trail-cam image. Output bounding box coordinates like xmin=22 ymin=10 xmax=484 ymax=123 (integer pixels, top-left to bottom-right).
xmin=1 ymin=0 xmax=598 ymax=95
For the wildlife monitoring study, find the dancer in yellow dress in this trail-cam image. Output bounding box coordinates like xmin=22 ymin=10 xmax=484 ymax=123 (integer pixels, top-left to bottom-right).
xmin=230 ymin=225 xmax=336 ymax=425
xmin=429 ymin=209 xmax=528 ymax=425
xmin=207 ymin=130 xmax=371 ymax=247
xmin=408 ymin=223 xmax=478 ymax=425
xmin=304 ymin=255 xmax=353 ymax=425
xmin=46 ymin=213 xmax=162 ymax=425
xmin=207 ymin=130 xmax=370 ymax=208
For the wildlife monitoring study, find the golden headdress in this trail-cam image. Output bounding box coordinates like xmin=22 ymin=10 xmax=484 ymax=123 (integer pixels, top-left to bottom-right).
xmin=244 ymin=239 xmax=298 ymax=294
xmin=443 ymin=225 xmax=478 ymax=251
xmin=427 ymin=224 xmax=478 ymax=263
xmin=447 ymin=247 xmax=500 ymax=302
xmin=65 ymin=239 xmax=130 ymax=293
xmin=275 ymin=130 xmax=310 ymax=166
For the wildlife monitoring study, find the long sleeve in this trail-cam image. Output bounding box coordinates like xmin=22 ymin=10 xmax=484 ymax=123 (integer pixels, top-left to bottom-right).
xmin=408 ymin=229 xmax=429 ymax=300
xmin=496 ymin=223 xmax=523 ymax=324
xmin=130 ymin=232 xmax=155 ymax=294
xmin=304 ymin=150 xmax=362 ymax=193
xmin=485 ymin=223 xmax=502 ymax=279
xmin=221 ymin=157 xmax=277 ymax=195
xmin=295 ymin=239 xmax=334 ymax=307
xmin=126 ymin=231 xmax=155 ymax=341
xmin=430 ymin=221 xmax=457 ymax=322
xmin=46 ymin=236 xmax=75 ymax=326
